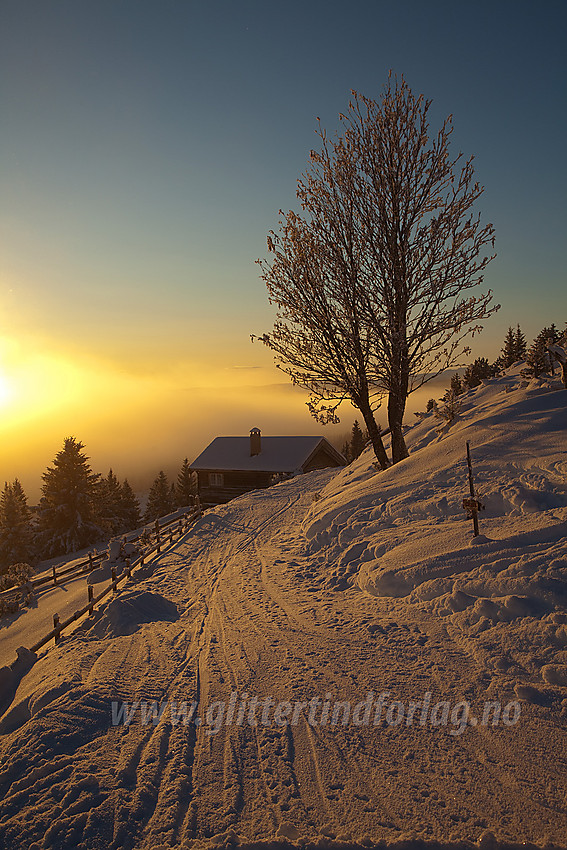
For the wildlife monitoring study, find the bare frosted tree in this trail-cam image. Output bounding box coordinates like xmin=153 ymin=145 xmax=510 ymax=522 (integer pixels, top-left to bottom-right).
xmin=349 ymin=77 xmax=498 ymax=460
xmin=256 ymin=74 xmax=497 ymax=465
xmin=254 ymin=132 xmax=391 ymax=469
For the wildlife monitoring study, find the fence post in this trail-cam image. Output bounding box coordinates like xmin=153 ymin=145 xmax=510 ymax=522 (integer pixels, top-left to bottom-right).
xmin=111 ymin=566 xmax=117 ymax=591
xmin=125 ymin=558 xmax=131 ymax=579
xmin=155 ymin=519 xmax=161 ymax=553
xmin=196 ymin=495 xmax=202 ymax=517
xmin=88 ymin=585 xmax=94 ymax=615
xmin=178 ymin=519 xmax=182 ymax=536
xmin=463 ymin=440 xmax=484 ymax=537
xmin=88 ymin=552 xmax=93 ymax=571
xmin=465 ymin=441 xmax=481 ymax=538
xmin=52 ymin=565 xmax=57 ymax=586
xmin=53 ymin=613 xmax=61 ymax=644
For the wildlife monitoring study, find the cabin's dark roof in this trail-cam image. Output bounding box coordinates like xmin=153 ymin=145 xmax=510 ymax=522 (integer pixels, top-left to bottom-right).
xmin=190 ymin=436 xmax=344 ymax=473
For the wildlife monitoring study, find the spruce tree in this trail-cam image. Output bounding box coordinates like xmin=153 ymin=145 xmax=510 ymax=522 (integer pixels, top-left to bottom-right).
xmin=526 ymin=341 xmax=547 ymax=377
xmin=341 ymin=441 xmax=352 ymax=463
xmin=500 ymin=327 xmax=517 ymax=368
xmin=462 ymin=357 xmax=495 ymax=390
xmin=0 ymin=481 xmax=34 ymax=573
xmin=120 ymin=480 xmax=141 ymax=530
xmin=442 ymin=373 xmax=464 ymax=402
xmin=11 ymin=479 xmax=28 ymax=512
xmin=450 ymin=373 xmax=464 ymax=396
xmin=490 ymin=355 xmax=504 ymax=376
xmin=144 ymin=471 xmax=176 ymax=522
xmin=175 ymin=458 xmax=196 ymax=506
xmin=526 ymin=327 xmax=556 ymax=378
xmin=36 ymin=437 xmax=102 ymax=557
xmin=514 ymin=325 xmax=527 ymax=361
xmin=95 ymin=469 xmax=124 ymax=535
xmin=11 ymin=479 xmax=33 ymax=561
xmin=546 ymin=323 xmax=560 ymax=343
xmin=500 ymin=324 xmax=527 ymax=368
xmin=435 ymin=389 xmax=462 ymax=424
xmin=545 ymin=325 xmax=561 ymax=375
xmin=350 ymin=420 xmax=365 ymax=459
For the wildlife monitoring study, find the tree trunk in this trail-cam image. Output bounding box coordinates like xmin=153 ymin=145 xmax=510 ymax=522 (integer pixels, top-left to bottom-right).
xmin=388 ymin=325 xmax=410 ymax=463
xmin=388 ymin=386 xmax=409 ymax=464
xmin=357 ymin=401 xmax=390 ymax=470
xmin=385 ymin=298 xmax=411 ymax=463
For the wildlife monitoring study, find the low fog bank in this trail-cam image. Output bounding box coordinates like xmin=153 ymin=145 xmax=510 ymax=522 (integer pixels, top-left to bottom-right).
xmin=2 ymin=375 xmax=452 ymax=504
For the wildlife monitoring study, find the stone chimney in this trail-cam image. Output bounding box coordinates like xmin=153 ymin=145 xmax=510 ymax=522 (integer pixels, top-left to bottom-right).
xmin=250 ymin=427 xmax=261 ymax=456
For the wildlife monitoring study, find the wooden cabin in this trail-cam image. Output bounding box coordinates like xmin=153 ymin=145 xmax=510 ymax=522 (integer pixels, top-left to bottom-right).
xmin=190 ymin=428 xmax=345 ymax=506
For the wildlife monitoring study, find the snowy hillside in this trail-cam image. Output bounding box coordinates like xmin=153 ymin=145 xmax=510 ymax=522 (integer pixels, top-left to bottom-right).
xmin=0 ymin=365 xmax=566 ymax=850
xmin=303 ymin=365 xmax=567 ymax=695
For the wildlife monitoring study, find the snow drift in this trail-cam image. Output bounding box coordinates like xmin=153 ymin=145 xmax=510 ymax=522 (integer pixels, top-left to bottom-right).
xmin=303 ymin=365 xmax=567 ymax=699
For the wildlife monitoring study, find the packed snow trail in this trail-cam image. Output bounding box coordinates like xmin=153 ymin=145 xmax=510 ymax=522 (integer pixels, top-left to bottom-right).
xmin=0 ymin=472 xmax=566 ymax=848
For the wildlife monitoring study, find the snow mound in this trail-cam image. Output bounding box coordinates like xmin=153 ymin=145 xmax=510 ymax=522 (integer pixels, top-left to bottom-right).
xmin=89 ymin=590 xmax=179 ymax=637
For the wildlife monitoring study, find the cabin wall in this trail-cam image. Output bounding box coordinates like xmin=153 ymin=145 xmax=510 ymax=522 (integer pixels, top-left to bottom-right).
xmin=196 ymin=469 xmax=273 ymax=505
xmin=303 ymin=447 xmax=343 ymax=472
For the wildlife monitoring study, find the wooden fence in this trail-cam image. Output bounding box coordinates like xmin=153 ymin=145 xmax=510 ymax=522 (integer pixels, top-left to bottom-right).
xmin=3 ymin=500 xmax=203 ymax=657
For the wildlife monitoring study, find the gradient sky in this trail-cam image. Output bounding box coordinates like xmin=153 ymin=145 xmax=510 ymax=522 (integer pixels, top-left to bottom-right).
xmin=1 ymin=0 xmax=566 ymax=500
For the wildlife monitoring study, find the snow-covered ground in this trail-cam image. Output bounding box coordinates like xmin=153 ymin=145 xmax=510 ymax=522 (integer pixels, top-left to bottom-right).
xmin=0 ymin=365 xmax=566 ymax=849
xmin=0 ymin=509 xmax=195 ymax=671
xmin=0 ymin=561 xmax=113 ymax=669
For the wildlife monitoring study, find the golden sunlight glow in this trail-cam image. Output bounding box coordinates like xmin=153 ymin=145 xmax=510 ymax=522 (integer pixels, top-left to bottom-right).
xmin=0 ymin=330 xmax=447 ymax=504
xmin=0 ymin=371 xmax=13 ymax=408
xmin=0 ymin=331 xmax=323 ymax=501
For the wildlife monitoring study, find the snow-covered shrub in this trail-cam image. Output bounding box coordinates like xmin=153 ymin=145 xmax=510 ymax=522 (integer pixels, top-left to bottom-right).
xmin=7 ymin=562 xmax=33 ymax=586
xmin=0 ymin=595 xmax=19 ymax=617
xmin=0 ymin=562 xmax=33 ymax=590
xmin=434 ymin=390 xmax=462 ymax=424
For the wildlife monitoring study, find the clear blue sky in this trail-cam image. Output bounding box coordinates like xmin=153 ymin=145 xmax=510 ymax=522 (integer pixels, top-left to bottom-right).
xmin=1 ymin=0 xmax=566 ymax=496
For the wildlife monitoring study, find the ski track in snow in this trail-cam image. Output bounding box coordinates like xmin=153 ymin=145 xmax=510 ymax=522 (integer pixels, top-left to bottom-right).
xmin=0 ymin=366 xmax=566 ymax=849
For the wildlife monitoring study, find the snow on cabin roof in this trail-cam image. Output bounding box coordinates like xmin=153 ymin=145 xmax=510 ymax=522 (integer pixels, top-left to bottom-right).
xmin=190 ymin=436 xmax=342 ymax=473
